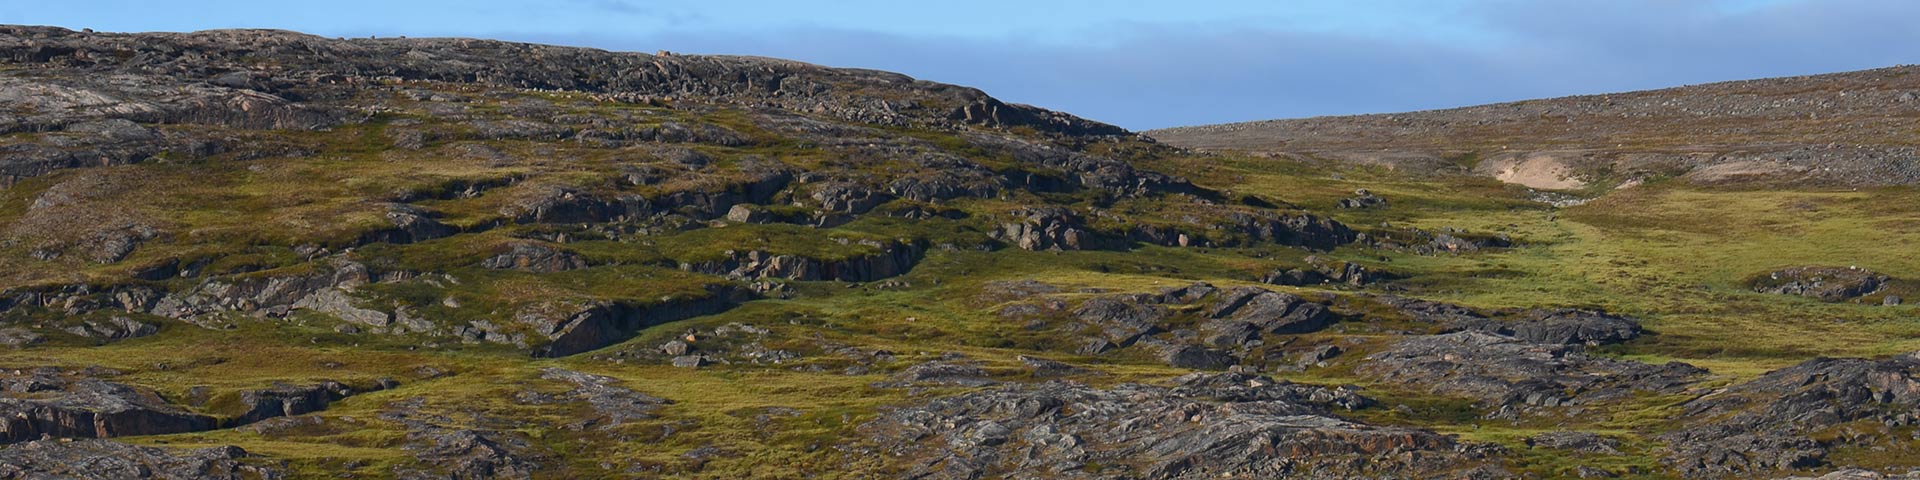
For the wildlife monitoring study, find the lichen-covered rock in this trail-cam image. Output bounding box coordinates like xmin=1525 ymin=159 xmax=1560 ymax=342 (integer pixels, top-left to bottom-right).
xmin=1360 ymin=331 xmax=1704 ymax=417
xmin=0 ymin=369 xmax=216 ymax=443
xmin=1750 ymin=265 xmax=1890 ymax=302
xmin=480 ymin=242 xmax=587 ymax=273
xmin=860 ymin=373 xmax=1492 ymax=479
xmin=0 ymin=439 xmax=283 ymax=480
xmin=1662 ymin=353 xmax=1920 ymax=477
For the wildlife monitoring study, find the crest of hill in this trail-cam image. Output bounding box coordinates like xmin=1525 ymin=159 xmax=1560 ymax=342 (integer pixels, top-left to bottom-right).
xmin=0 ymin=25 xmax=1127 ymax=137
xmin=1148 ymin=66 xmax=1920 ymax=188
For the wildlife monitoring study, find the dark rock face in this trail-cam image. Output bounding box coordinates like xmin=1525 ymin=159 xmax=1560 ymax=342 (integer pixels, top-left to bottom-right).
xmin=520 ymin=285 xmax=751 ymax=357
xmin=1662 ymin=354 xmax=1920 ymax=477
xmin=0 ymin=27 xmax=1125 ymax=157
xmin=861 ymin=372 xmax=1491 ymax=479
xmin=1071 ymin=297 xmax=1169 ymax=348
xmin=230 ymin=380 xmax=386 ymax=426
xmin=1261 ymin=258 xmax=1380 ymax=287
xmin=1065 ymin=284 xmax=1338 ymax=370
xmin=0 ymin=439 xmax=282 ymax=480
xmin=995 ymin=207 xmax=1098 ymax=251
xmin=1360 ymin=331 xmax=1704 ymax=417
xmin=0 ymin=369 xmax=216 ymax=443
xmin=480 ymin=242 xmax=588 ymax=273
xmin=1210 ymin=286 xmax=1334 ymax=335
xmin=61 ymin=316 xmax=159 ymax=341
xmin=678 ymin=239 xmax=925 ymax=282
xmin=1336 ymin=189 xmax=1388 ymax=209
xmin=1446 ymin=309 xmax=1644 ymax=346
xmin=1751 ymin=266 xmax=1890 ymax=302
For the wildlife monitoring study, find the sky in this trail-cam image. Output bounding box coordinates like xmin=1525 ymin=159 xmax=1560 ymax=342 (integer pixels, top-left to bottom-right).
xmin=5 ymin=0 xmax=1918 ymax=130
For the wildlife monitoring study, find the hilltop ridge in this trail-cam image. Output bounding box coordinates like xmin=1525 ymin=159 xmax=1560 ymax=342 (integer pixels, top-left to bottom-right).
xmin=1150 ymin=66 xmax=1920 ymax=189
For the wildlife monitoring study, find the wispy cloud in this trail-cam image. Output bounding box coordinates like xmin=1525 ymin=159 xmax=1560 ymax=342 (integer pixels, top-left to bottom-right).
xmin=503 ymin=0 xmax=1920 ymax=129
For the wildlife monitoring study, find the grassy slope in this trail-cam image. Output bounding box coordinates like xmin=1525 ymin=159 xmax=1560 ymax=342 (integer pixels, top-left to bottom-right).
xmin=1 ymin=88 xmax=1916 ymax=478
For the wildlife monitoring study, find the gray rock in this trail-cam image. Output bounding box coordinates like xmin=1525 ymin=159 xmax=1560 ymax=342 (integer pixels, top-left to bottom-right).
xmin=0 ymin=439 xmax=282 ymax=479
xmin=1361 ymin=331 xmax=1704 ymax=417
xmin=670 ymin=355 xmax=708 ymax=369
xmin=1526 ymin=431 xmax=1622 ymax=455
xmin=861 ymin=372 xmax=1488 ymax=479
xmin=480 ymin=242 xmax=587 ymax=273
xmin=0 ymin=371 xmax=217 ymax=443
xmin=1663 ymin=353 xmax=1920 ymax=477
xmin=1751 ymin=265 xmax=1890 ymax=302
xmin=1072 ymin=297 xmax=1168 ymax=346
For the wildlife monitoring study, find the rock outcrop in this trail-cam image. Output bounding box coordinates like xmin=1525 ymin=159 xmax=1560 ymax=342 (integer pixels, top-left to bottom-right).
xmin=0 ymin=439 xmax=283 ymax=479
xmin=678 ymin=239 xmax=925 ymax=282
xmin=1360 ymin=331 xmax=1704 ymax=417
xmin=0 ymin=369 xmax=215 ymax=443
xmin=860 ymin=372 xmax=1493 ymax=479
xmin=1662 ymin=353 xmax=1920 ymax=477
xmin=1750 ymin=266 xmax=1890 ymax=302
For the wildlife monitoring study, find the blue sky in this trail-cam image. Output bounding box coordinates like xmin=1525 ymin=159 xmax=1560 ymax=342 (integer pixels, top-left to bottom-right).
xmin=5 ymin=0 xmax=1916 ymax=129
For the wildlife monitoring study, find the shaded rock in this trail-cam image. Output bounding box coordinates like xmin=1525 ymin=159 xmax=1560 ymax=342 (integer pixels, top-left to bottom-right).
xmin=62 ymin=316 xmax=159 ymax=341
xmin=480 ymin=242 xmax=587 ymax=273
xmin=1751 ymin=265 xmax=1890 ymax=302
xmin=0 ymin=371 xmax=216 ymax=443
xmin=678 ymin=240 xmax=926 ymax=282
xmin=230 ymin=380 xmax=378 ymax=426
xmin=994 ymin=207 xmax=1097 ymax=251
xmin=1072 ymin=297 xmax=1168 ymax=346
xmin=518 ymin=285 xmax=749 ymax=357
xmin=0 ymin=328 xmax=44 ymax=348
xmin=670 ymin=355 xmax=708 ymax=369
xmin=1209 ymin=287 xmax=1334 ymax=335
xmin=1450 ymin=309 xmax=1643 ymax=346
xmin=1158 ymin=344 xmax=1238 ymax=370
xmin=1335 ymin=189 xmax=1388 ymax=209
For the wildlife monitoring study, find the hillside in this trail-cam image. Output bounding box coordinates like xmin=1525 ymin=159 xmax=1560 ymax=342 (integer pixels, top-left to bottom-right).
xmin=4 ymin=26 xmax=1920 ymax=479
xmin=1149 ymin=67 xmax=1920 ymax=190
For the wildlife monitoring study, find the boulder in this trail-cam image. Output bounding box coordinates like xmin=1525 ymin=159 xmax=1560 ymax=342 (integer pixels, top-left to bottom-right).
xmin=1751 ymin=266 xmax=1890 ymax=302
xmin=1072 ymin=297 xmax=1168 ymax=346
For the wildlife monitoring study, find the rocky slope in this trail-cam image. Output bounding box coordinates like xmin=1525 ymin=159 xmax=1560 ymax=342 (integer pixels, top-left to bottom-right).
xmin=4 ymin=26 xmax=1920 ymax=479
xmin=1148 ymin=66 xmax=1920 ymax=189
